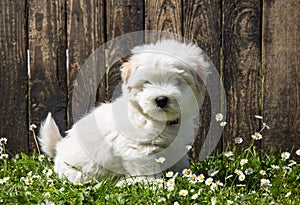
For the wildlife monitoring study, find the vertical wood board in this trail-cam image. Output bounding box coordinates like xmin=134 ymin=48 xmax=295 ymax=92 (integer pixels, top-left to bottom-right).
xmin=106 ymin=0 xmax=144 ymax=100
xmin=67 ymin=0 xmax=106 ymax=123
xmin=0 ymin=0 xmax=28 ymax=153
xmin=262 ymin=0 xmax=300 ymax=151
xmin=145 ymin=0 xmax=182 ymax=42
xmin=28 ymin=0 xmax=67 ymax=151
xmin=183 ymin=0 xmax=221 ymax=160
xmin=222 ymin=0 xmax=262 ymax=149
xmin=222 ymin=0 xmax=261 ymax=151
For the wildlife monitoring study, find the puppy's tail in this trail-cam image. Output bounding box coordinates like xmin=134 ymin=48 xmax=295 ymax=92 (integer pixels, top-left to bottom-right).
xmin=38 ymin=112 xmax=63 ymax=158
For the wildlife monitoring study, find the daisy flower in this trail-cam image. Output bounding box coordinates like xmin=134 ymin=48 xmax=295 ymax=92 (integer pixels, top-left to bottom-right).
xmin=166 ymin=178 xmax=175 ymax=187
xmin=224 ymin=151 xmax=234 ymax=157
xmin=205 ymin=177 xmax=214 ymax=186
xmin=0 ymin=177 xmax=10 ymax=185
xmin=271 ymin=165 xmax=280 ymax=170
xmin=237 ymin=193 xmax=245 ymax=200
xmin=197 ymin=174 xmax=205 ymax=182
xmin=234 ymin=169 xmax=243 ymax=176
xmin=158 ymin=197 xmax=166 ymax=203
xmin=210 ymin=182 xmax=218 ymax=191
xmin=260 ymin=178 xmax=272 ymax=188
xmin=47 ymin=179 xmax=54 ymax=187
xmin=227 ymin=200 xmax=234 ymax=204
xmin=157 ymin=184 xmax=164 ymax=191
xmin=0 ymin=154 xmax=8 ymax=160
xmin=73 ymin=181 xmax=82 ymax=186
xmin=29 ymin=124 xmax=37 ymax=131
xmin=166 ymin=171 xmax=174 ymax=178
xmin=23 ymin=177 xmax=33 ymax=185
xmin=167 ymin=186 xmax=174 ymax=192
xmin=191 ymin=193 xmax=199 ymax=200
xmin=251 ymin=132 xmax=262 ymax=140
xmin=185 ymin=145 xmax=192 ymax=150
xmin=238 ymin=174 xmax=246 ymax=181
xmin=296 ymin=149 xmax=300 ymax=156
xmin=211 ymin=197 xmax=217 ymax=205
xmin=155 ymin=157 xmax=166 ymax=164
xmin=43 ymin=192 xmax=51 ymax=198
xmin=216 ymin=180 xmax=224 ymax=186
xmin=281 ymin=152 xmax=290 ymax=161
xmin=156 ymin=178 xmax=164 ymax=185
xmin=182 ymin=168 xmax=192 ymax=177
xmin=179 ymin=189 xmax=188 ymax=197
xmin=43 ymin=168 xmax=53 ymax=178
xmin=0 ymin=178 xmax=5 ymax=184
xmin=240 ymin=159 xmax=248 ymax=166
xmin=215 ymin=113 xmax=224 ymax=121
xmin=234 ymin=137 xmax=243 ymax=144
xmin=0 ymin=137 xmax=7 ymax=144
xmin=245 ymin=168 xmax=253 ymax=175
xmin=283 ymin=166 xmax=292 ymax=173
xmin=220 ymin=122 xmax=227 ymax=127
xmin=259 ymin=170 xmax=266 ymax=176
xmin=38 ymin=155 xmax=46 ymax=162
xmin=189 ymin=174 xmax=198 ymax=184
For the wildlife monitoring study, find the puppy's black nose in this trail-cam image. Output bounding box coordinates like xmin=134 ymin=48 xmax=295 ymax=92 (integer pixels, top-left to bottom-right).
xmin=155 ymin=96 xmax=168 ymax=108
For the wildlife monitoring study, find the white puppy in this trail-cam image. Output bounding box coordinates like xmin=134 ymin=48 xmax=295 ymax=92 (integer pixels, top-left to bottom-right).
xmin=39 ymin=39 xmax=211 ymax=182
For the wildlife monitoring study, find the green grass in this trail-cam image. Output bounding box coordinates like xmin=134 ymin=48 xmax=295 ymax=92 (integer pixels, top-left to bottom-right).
xmin=1 ymin=116 xmax=300 ymax=205
xmin=1 ymin=140 xmax=299 ymax=204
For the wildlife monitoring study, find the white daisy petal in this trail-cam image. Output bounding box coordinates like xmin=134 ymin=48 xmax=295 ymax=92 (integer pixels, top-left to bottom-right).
xmin=254 ymin=115 xmax=263 ymax=120
xmin=215 ymin=113 xmax=224 ymax=121
xmin=155 ymin=157 xmax=166 ymax=164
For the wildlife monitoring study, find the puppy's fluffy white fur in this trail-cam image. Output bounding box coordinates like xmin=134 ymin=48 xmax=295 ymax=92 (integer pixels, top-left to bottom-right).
xmin=39 ymin=39 xmax=211 ymax=182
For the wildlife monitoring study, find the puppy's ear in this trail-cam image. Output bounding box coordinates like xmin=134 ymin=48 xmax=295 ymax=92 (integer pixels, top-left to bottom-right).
xmin=120 ymin=61 xmax=139 ymax=91
xmin=195 ymin=54 xmax=211 ymax=86
xmin=120 ymin=62 xmax=132 ymax=86
xmin=190 ymin=71 xmax=206 ymax=108
xmin=191 ymin=58 xmax=212 ymax=109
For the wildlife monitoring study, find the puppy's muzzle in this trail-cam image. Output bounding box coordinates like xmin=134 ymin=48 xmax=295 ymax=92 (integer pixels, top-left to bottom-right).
xmin=155 ymin=96 xmax=169 ymax=108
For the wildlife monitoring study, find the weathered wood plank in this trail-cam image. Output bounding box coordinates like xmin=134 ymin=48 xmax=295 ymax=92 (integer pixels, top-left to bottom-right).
xmin=183 ymin=0 xmax=221 ymax=160
xmin=262 ymin=0 xmax=300 ymax=152
xmin=106 ymin=0 xmax=144 ymax=100
xmin=222 ymin=0 xmax=262 ymax=149
xmin=67 ymin=0 xmax=105 ymax=122
xmin=0 ymin=1 xmax=28 ymax=153
xmin=28 ymin=0 xmax=67 ymax=151
xmin=145 ymin=0 xmax=182 ymax=41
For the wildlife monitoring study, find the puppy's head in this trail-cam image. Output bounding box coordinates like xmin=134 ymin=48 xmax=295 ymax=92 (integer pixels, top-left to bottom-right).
xmin=121 ymin=40 xmax=211 ymax=123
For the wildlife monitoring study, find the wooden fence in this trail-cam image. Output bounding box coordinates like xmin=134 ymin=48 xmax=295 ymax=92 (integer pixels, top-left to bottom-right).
xmin=0 ymin=0 xmax=299 ymax=159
